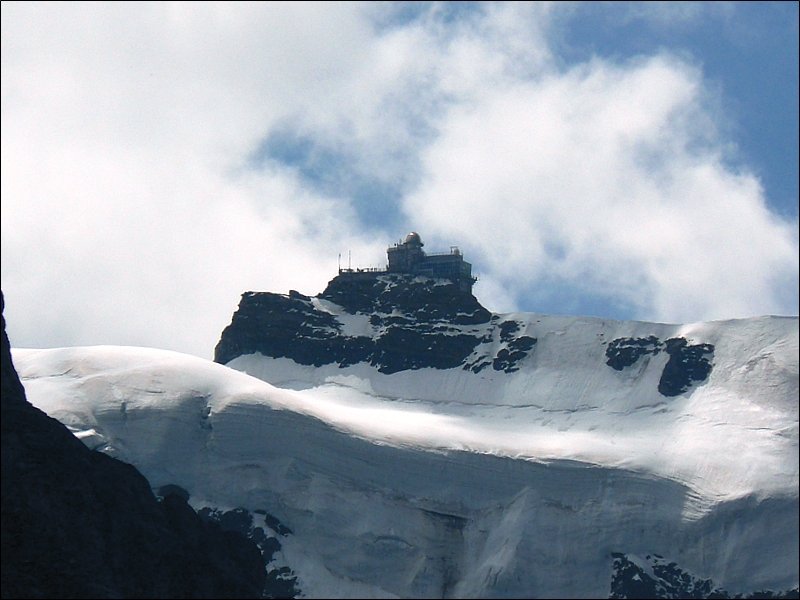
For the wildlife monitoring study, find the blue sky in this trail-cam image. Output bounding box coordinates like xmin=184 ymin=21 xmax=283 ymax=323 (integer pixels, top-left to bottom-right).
xmin=555 ymin=1 xmax=798 ymax=220
xmin=2 ymin=2 xmax=798 ymax=358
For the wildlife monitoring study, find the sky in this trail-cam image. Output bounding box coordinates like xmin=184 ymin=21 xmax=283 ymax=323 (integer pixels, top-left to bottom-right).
xmin=2 ymin=1 xmax=798 ymax=360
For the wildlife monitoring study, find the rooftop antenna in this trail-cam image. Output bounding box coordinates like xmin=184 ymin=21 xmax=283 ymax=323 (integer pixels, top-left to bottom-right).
xmin=338 ymin=252 xmax=341 ymax=273
xmin=348 ymin=250 xmax=351 ymax=271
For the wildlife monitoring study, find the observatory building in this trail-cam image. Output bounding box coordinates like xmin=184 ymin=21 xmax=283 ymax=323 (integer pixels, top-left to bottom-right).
xmin=340 ymin=232 xmax=477 ymax=293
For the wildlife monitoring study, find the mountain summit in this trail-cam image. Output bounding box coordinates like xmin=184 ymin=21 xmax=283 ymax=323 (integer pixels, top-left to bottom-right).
xmin=217 ymin=233 xmax=715 ymax=396
xmin=215 ymin=232 xmax=492 ymax=371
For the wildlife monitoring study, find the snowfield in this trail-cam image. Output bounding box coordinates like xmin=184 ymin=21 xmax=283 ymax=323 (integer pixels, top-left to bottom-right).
xmin=12 ymin=312 xmax=799 ymax=598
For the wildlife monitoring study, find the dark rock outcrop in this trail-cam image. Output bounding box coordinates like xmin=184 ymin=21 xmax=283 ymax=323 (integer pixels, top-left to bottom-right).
xmin=609 ymin=552 xmax=799 ymax=599
xmin=214 ymin=289 xmax=343 ymax=368
xmin=214 ymin=273 xmax=536 ymax=375
xmin=606 ymin=336 xmax=715 ymax=397
xmin=658 ymin=338 xmax=715 ymax=397
xmin=1 ymin=292 xmax=266 ymax=599
xmin=320 ymin=272 xmax=491 ymax=325
xmin=197 ymin=507 xmax=300 ymax=599
xmin=605 ymin=336 xmax=662 ymax=371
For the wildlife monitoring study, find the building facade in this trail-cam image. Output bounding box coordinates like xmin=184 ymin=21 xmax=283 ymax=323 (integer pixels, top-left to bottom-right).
xmin=386 ymin=232 xmax=477 ymax=292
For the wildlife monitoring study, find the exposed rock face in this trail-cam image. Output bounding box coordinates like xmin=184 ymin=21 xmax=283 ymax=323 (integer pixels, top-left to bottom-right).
xmin=197 ymin=507 xmax=300 ymax=599
xmin=609 ymin=553 xmax=799 ymax=599
xmin=605 ymin=335 xmax=715 ymax=396
xmin=320 ymin=272 xmax=490 ymax=324
xmin=0 ymin=292 xmax=266 ymax=599
xmin=214 ymin=273 xmax=539 ymax=375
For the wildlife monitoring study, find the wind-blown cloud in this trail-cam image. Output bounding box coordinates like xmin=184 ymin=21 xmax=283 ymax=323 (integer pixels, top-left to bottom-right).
xmin=404 ymin=52 xmax=798 ymax=322
xmin=1 ymin=2 xmax=797 ymax=358
xmin=1 ymin=3 xmax=386 ymax=356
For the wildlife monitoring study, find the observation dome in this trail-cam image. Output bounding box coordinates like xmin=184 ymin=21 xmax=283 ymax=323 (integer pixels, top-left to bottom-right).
xmin=404 ymin=232 xmax=423 ymax=246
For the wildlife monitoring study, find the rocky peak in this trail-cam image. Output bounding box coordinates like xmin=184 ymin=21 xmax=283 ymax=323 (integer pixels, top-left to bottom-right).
xmin=213 ymin=273 xmax=536 ymax=374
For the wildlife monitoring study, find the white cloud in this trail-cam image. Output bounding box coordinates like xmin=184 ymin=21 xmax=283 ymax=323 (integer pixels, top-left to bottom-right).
xmin=1 ymin=2 xmax=797 ymax=359
xmin=1 ymin=3 xmax=386 ymax=357
xmin=402 ymin=50 xmax=798 ymax=322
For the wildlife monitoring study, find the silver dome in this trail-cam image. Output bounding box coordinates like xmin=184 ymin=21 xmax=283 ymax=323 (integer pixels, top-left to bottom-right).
xmin=404 ymin=232 xmax=423 ymax=245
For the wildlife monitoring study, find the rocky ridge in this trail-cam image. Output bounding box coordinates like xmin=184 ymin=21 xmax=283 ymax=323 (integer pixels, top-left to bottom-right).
xmin=216 ymin=273 xmax=715 ymax=396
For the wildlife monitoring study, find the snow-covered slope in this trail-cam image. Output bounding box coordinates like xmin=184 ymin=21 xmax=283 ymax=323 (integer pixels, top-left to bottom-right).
xmin=228 ymin=312 xmax=798 ymax=504
xmin=13 ymin=304 xmax=799 ymax=597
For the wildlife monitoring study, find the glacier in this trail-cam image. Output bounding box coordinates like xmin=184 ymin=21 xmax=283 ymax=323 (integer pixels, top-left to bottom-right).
xmin=12 ymin=301 xmax=798 ymax=598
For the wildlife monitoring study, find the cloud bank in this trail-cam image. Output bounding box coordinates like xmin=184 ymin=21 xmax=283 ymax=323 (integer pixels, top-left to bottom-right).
xmin=2 ymin=2 xmax=797 ymax=358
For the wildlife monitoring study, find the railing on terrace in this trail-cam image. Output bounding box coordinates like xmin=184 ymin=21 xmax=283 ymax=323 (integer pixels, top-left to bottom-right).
xmin=338 ymin=267 xmax=388 ymax=273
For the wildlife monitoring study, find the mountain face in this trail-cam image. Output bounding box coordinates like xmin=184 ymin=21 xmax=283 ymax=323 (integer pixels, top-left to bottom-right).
xmin=0 ymin=293 xmax=266 ymax=599
xmin=12 ymin=277 xmax=800 ymax=599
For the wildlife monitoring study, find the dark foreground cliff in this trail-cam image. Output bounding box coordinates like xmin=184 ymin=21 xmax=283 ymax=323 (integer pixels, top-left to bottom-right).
xmin=1 ymin=292 xmax=266 ymax=599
